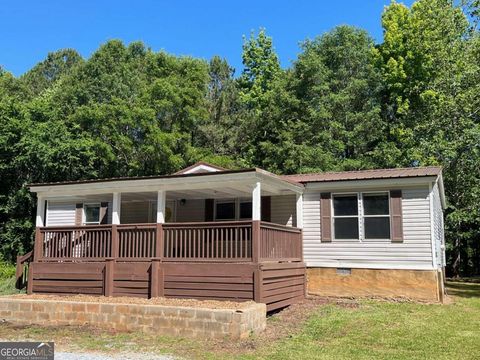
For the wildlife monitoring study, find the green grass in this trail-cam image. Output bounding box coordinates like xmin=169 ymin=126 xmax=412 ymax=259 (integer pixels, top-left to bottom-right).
xmin=0 ymin=280 xmax=478 ymax=359
xmin=247 ymin=296 xmax=480 ymax=359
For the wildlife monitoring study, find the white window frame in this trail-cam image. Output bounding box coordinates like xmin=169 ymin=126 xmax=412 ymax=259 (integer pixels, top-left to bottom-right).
xmin=331 ymin=193 xmax=360 ymax=242
xmin=331 ymin=191 xmax=392 ymax=242
xmin=214 ymin=198 xmax=252 ymax=221
xmin=362 ymin=191 xmax=391 ymax=241
xmin=83 ymin=203 xmax=101 ymax=225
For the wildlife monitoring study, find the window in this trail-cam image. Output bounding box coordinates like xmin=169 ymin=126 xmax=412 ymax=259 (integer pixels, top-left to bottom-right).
xmin=363 ymin=193 xmax=390 ymax=239
xmin=215 ymin=199 xmax=252 ymax=221
xmin=215 ymin=201 xmax=236 ymax=220
xmin=239 ymin=201 xmax=252 ymax=219
xmin=84 ymin=203 xmax=100 ymax=225
xmin=332 ymin=194 xmax=359 ymax=239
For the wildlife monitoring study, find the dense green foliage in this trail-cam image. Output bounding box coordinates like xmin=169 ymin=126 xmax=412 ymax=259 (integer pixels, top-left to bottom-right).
xmin=0 ymin=0 xmax=478 ymax=276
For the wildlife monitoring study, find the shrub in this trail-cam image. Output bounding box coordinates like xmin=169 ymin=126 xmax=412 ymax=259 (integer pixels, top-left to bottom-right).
xmin=0 ymin=261 xmax=16 ymax=280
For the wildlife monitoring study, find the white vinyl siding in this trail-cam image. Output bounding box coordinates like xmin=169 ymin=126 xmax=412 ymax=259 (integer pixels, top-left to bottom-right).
xmin=432 ymin=182 xmax=445 ymax=268
xmin=303 ymin=186 xmax=434 ymax=270
xmin=271 ymin=195 xmax=296 ymax=226
xmin=45 ymin=201 xmax=76 ymax=226
xmin=176 ymin=199 xmax=205 ymax=222
xmin=120 ymin=201 xmax=150 ymax=224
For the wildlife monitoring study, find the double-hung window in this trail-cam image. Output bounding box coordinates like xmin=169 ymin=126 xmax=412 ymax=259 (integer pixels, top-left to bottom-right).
xmin=332 ymin=192 xmax=391 ymax=241
xmin=215 ymin=199 xmax=252 ymax=221
xmin=332 ymin=194 xmax=359 ymax=240
xmin=363 ymin=193 xmax=390 ymax=239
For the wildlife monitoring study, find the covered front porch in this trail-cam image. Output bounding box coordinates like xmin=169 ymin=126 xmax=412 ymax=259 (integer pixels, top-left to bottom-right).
xmin=22 ymin=168 xmax=306 ymax=311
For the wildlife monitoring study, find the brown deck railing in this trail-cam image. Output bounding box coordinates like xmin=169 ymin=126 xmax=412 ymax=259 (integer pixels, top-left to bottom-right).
xmin=36 ymin=221 xmax=302 ymax=263
xmin=259 ymin=222 xmax=302 ymax=262
xmin=163 ymin=221 xmax=252 ymax=261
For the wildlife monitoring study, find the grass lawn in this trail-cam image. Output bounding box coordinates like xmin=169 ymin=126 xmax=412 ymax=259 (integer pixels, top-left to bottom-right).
xmin=0 ymin=278 xmax=479 ymax=359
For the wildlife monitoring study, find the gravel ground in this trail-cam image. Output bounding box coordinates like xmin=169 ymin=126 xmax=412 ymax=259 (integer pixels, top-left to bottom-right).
xmin=55 ymin=351 xmax=177 ymax=360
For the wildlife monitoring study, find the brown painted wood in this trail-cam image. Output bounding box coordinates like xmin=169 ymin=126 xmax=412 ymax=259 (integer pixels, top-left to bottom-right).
xmin=264 ymin=284 xmax=304 ymax=298
xmin=263 ymin=278 xmax=304 ymax=291
xmin=164 ymin=288 xmax=251 ymax=298
xmin=390 ymin=190 xmax=404 ymax=242
xmin=253 ymin=266 xmax=263 ymax=302
xmin=164 ymin=276 xmax=253 ymax=284
xmin=33 ymin=273 xmax=103 ymax=280
xmin=150 ymin=260 xmax=160 ymax=297
xmin=165 ymin=282 xmax=252 ymax=291
xmin=320 ymin=192 xmax=332 ymax=242
xmin=114 ymin=287 xmax=149 ymax=295
xmin=33 ymin=286 xmax=103 ymax=295
xmin=26 ymin=262 xmax=34 ymax=295
xmin=34 ymin=280 xmax=103 ymax=287
xmin=104 ymin=259 xmax=114 ymax=296
xmin=267 ymin=295 xmax=304 ymax=312
xmin=34 ymin=262 xmax=105 ymax=274
xmin=162 ymin=263 xmax=255 ymax=277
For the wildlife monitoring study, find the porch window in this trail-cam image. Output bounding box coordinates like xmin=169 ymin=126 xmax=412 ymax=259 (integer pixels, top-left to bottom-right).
xmin=215 ymin=201 xmax=236 ymax=220
xmin=363 ymin=193 xmax=390 ymax=239
xmin=239 ymin=200 xmax=252 ymax=219
xmin=332 ymin=194 xmax=359 ymax=240
xmin=83 ymin=203 xmax=100 ymax=225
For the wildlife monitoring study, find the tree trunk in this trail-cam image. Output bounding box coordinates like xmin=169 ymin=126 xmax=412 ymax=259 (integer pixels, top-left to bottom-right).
xmin=452 ymin=236 xmax=461 ymax=278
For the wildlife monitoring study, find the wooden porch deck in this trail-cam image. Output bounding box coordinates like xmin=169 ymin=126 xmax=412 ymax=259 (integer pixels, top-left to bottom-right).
xmin=18 ymin=221 xmax=305 ymax=312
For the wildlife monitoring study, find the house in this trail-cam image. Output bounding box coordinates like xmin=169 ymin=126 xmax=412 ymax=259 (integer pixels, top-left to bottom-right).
xmin=19 ymin=162 xmax=446 ymax=307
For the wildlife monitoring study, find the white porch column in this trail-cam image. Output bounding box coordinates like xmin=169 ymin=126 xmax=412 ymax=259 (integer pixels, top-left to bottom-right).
xmin=35 ymin=195 xmax=45 ymax=227
xmin=112 ymin=192 xmax=121 ymax=225
xmin=296 ymin=193 xmax=304 ymax=229
xmin=252 ymin=182 xmax=261 ymax=221
xmin=156 ymin=190 xmax=166 ymax=223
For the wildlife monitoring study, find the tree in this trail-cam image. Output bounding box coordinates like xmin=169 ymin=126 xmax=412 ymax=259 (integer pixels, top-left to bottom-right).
xmin=288 ymin=26 xmax=384 ymax=172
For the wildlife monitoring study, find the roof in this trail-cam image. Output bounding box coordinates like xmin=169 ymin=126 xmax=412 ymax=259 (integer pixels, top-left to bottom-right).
xmin=173 ymin=161 xmax=226 ymax=175
xmin=27 ymin=168 xmax=256 ymax=188
xmin=27 ymin=163 xmax=441 ymax=189
xmin=281 ymin=166 xmax=442 ymax=183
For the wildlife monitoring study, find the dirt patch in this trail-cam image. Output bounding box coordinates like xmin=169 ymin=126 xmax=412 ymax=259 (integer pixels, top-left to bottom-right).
xmin=206 ymin=296 xmax=339 ymax=354
xmin=2 ymin=294 xmax=253 ymax=310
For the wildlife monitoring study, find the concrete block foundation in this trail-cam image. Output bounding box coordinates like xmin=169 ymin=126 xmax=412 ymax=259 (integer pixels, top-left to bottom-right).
xmin=0 ymin=298 xmax=266 ymax=339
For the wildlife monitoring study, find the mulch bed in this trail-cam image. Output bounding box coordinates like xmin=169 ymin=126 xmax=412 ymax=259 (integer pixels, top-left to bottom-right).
xmin=2 ymin=294 xmax=253 ymax=310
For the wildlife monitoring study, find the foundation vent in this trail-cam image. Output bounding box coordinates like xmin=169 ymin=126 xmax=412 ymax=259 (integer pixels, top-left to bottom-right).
xmin=336 ymin=268 xmax=352 ymax=275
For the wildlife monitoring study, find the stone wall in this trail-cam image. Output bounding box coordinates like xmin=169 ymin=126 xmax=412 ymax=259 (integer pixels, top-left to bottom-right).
xmin=307 ymin=268 xmax=443 ymax=302
xmin=0 ymin=299 xmax=266 ymax=339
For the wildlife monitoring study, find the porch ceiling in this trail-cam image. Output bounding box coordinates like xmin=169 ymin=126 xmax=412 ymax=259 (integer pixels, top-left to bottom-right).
xmin=30 ymin=169 xmax=303 ymax=199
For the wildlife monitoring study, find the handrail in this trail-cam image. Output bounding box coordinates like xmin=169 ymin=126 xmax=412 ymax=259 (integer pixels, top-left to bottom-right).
xmin=260 ymin=221 xmax=302 ymax=233
xmin=163 ymin=220 xmax=253 ymax=228
xmin=39 ymin=224 xmax=113 ymax=231
xmin=15 ymin=250 xmax=33 ymax=290
xmin=34 ymin=221 xmax=302 ymax=263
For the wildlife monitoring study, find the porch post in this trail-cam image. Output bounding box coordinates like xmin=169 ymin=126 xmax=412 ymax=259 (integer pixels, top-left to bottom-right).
xmin=155 ymin=190 xmax=166 ymax=259
xmin=112 ymin=192 xmax=121 ymax=225
xmin=252 ymin=181 xmax=262 ymax=265
xmin=156 ymin=190 xmax=166 ymax=223
xmin=296 ymin=193 xmax=304 ymax=229
xmin=35 ymin=195 xmax=45 ymax=227
xmin=252 ymin=182 xmax=261 ymax=221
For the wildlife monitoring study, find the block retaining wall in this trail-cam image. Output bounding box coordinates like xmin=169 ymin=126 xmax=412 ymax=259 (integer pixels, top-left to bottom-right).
xmin=0 ymin=298 xmax=266 ymax=339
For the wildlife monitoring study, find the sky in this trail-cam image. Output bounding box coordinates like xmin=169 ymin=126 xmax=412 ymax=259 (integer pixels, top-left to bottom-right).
xmin=0 ymin=0 xmax=414 ymax=77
